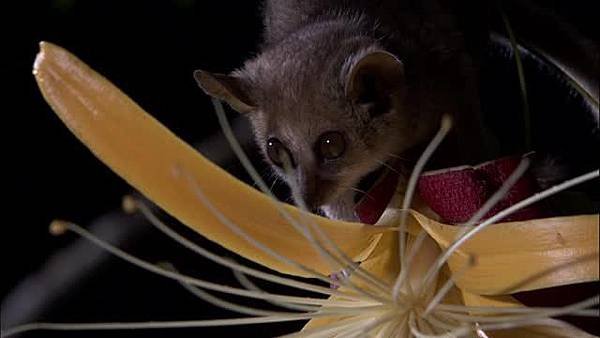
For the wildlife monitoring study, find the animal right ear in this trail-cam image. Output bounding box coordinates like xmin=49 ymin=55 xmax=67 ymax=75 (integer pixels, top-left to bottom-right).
xmin=345 ymin=51 xmax=405 ymax=117
xmin=193 ymin=70 xmax=256 ymax=113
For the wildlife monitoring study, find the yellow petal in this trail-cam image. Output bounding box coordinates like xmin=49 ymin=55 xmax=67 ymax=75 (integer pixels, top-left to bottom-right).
xmin=487 ymin=323 xmax=598 ymax=338
xmin=33 ymin=41 xmax=383 ymax=277
xmin=462 ymin=292 xmax=598 ymax=338
xmin=461 ymin=291 xmax=523 ymax=308
xmin=411 ymin=211 xmax=599 ymax=294
xmin=301 ymin=313 xmax=347 ymax=333
xmin=302 ymin=233 xmax=396 ymax=332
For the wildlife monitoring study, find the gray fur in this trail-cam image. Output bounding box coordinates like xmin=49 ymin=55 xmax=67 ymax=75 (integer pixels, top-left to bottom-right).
xmin=196 ymin=0 xmax=483 ymax=221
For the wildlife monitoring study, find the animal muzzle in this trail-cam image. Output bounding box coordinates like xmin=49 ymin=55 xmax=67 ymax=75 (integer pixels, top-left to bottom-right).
xmin=294 ymin=171 xmax=337 ymax=213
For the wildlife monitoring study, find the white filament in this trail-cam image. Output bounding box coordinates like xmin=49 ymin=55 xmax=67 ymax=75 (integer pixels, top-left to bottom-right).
xmin=393 ymin=115 xmax=452 ymax=301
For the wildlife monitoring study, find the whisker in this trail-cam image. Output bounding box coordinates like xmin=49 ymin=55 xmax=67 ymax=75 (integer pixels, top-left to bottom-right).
xmin=376 ymin=159 xmax=401 ymax=175
xmin=346 ymin=186 xmax=376 ymax=202
xmin=211 ymin=99 xmax=390 ymax=298
xmin=178 ymin=167 xmax=387 ymax=304
xmin=30 ymin=40 xmax=599 ymax=338
xmin=270 ymin=176 xmax=280 ymax=192
xmin=386 ymin=152 xmax=409 ymax=162
xmin=210 ymin=100 xmax=320 ymax=247
xmin=175 ymin=166 xmax=329 ymax=279
xmin=281 ymin=157 xmax=391 ymax=302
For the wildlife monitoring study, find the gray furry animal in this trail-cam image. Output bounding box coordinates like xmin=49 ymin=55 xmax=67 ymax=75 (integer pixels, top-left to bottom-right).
xmin=195 ymin=0 xmax=484 ymax=221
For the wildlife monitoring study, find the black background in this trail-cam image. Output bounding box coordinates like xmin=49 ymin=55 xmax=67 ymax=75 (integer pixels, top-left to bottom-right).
xmin=1 ymin=1 xmax=307 ymax=337
xmin=1 ymin=1 xmax=598 ymax=337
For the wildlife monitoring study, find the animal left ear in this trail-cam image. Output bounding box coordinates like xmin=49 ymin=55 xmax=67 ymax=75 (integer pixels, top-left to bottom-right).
xmin=345 ymin=51 xmax=405 ymax=116
xmin=193 ymin=70 xmax=256 ymax=114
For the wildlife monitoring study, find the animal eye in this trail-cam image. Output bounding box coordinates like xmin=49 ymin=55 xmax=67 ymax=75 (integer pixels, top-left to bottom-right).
xmin=266 ymin=138 xmax=294 ymax=168
xmin=317 ymin=131 xmax=345 ymax=160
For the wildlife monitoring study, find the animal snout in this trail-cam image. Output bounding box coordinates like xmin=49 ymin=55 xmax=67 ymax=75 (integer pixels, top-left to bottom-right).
xmin=294 ymin=171 xmax=336 ymax=213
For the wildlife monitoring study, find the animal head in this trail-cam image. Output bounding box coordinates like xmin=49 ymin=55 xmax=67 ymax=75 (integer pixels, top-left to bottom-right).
xmin=195 ymin=43 xmax=429 ymax=221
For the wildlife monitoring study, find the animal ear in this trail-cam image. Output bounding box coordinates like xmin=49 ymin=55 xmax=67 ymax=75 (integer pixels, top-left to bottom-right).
xmin=194 ymin=70 xmax=256 ymax=113
xmin=345 ymin=51 xmax=405 ymax=116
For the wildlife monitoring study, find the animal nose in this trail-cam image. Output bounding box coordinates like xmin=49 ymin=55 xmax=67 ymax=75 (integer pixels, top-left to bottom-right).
xmin=302 ymin=190 xmax=322 ymax=213
xmin=297 ymin=178 xmax=319 ymax=212
xmin=294 ymin=168 xmax=321 ymax=212
xmin=294 ymin=170 xmax=334 ymax=213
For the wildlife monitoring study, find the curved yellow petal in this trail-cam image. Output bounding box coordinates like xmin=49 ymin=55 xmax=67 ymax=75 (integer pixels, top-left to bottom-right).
xmin=301 ymin=312 xmax=347 ymax=333
xmin=461 ymin=291 xmax=523 ymax=308
xmin=301 ymin=233 xmax=396 ymax=332
xmin=352 ymin=233 xmax=399 ymax=288
xmin=462 ymin=292 xmax=598 ymax=338
xmin=487 ymin=323 xmax=598 ymax=338
xmin=411 ymin=212 xmax=599 ymax=295
xmin=33 ymin=41 xmax=383 ymax=277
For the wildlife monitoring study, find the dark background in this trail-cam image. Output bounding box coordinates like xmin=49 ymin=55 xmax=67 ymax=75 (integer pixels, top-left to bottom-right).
xmin=1 ymin=1 xmax=598 ymax=337
xmin=1 ymin=1 xmax=306 ymax=337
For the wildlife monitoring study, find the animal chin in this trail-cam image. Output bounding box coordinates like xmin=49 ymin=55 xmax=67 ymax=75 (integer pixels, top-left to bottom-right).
xmin=353 ymin=161 xmax=402 ymax=225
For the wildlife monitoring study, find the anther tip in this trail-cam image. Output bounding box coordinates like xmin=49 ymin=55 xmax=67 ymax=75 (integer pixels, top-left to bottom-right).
xmin=122 ymin=195 xmax=138 ymax=214
xmin=440 ymin=114 xmax=453 ymax=131
xmin=156 ymin=261 xmax=176 ymax=271
xmin=49 ymin=220 xmax=69 ymax=236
